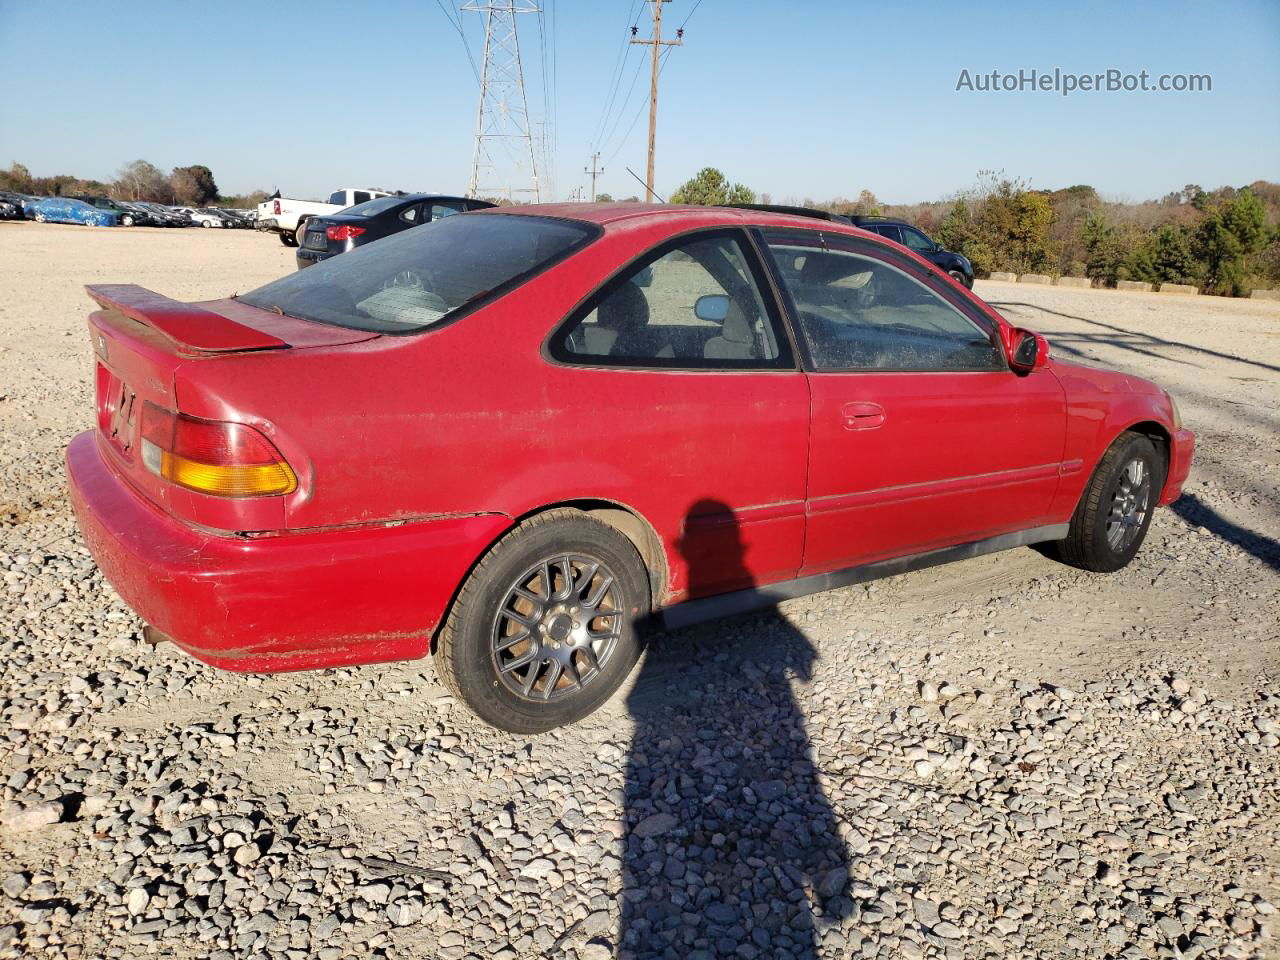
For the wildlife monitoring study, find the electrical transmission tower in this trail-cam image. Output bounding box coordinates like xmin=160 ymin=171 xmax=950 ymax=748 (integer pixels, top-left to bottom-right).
xmin=464 ymin=0 xmax=541 ymax=202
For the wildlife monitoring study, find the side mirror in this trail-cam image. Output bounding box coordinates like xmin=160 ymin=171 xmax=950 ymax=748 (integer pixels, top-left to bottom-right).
xmin=1010 ymin=329 xmax=1049 ymax=373
xmin=694 ymin=293 xmax=729 ymax=322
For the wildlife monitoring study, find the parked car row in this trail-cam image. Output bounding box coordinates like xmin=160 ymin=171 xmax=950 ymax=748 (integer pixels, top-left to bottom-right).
xmin=0 ymin=191 xmax=259 ymax=229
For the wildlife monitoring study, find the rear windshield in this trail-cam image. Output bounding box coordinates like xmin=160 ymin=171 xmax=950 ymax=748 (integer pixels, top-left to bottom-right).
xmin=340 ymin=195 xmax=412 ymax=218
xmin=237 ymin=213 xmax=595 ymax=333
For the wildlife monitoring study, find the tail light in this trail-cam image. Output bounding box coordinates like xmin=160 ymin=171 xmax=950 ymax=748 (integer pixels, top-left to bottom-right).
xmin=326 ymin=224 xmax=366 ymax=241
xmin=272 ymin=200 xmax=281 ymax=215
xmin=140 ymin=404 xmax=297 ymax=497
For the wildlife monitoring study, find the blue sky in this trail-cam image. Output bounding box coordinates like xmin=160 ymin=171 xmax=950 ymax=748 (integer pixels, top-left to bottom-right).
xmin=1 ymin=0 xmax=1277 ymax=203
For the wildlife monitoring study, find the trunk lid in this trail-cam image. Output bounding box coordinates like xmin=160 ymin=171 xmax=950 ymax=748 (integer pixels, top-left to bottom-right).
xmin=86 ymin=284 xmax=377 ymax=521
xmin=300 ymin=218 xmax=332 ymax=252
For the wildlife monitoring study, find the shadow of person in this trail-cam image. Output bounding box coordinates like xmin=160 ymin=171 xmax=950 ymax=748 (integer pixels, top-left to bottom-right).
xmin=1172 ymin=492 xmax=1280 ymax=571
xmin=618 ymin=499 xmax=853 ymax=960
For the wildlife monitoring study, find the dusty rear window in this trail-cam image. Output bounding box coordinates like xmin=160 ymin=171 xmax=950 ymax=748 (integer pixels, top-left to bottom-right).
xmin=238 ymin=214 xmax=595 ymax=333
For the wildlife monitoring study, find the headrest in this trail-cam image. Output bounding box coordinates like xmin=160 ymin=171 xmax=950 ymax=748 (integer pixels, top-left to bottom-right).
xmin=721 ymin=301 xmax=753 ymax=343
xmin=598 ymin=281 xmax=649 ymax=331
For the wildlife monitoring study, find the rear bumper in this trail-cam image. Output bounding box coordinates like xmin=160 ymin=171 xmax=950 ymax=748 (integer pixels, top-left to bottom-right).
xmin=1160 ymin=427 xmax=1195 ymax=505
xmin=294 ymin=248 xmax=334 ymax=270
xmin=67 ymin=431 xmax=509 ymax=673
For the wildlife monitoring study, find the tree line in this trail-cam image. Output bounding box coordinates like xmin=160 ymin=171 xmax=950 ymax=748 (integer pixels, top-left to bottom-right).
xmin=7 ymin=157 xmax=1276 ymax=296
xmin=673 ymin=166 xmax=1280 ymax=297
xmin=0 ymin=160 xmax=268 ymax=209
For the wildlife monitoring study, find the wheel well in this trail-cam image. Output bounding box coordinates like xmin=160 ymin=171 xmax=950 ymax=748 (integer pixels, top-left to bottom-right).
xmin=516 ymin=500 xmax=668 ymax=605
xmin=1126 ymin=420 xmax=1171 ymax=474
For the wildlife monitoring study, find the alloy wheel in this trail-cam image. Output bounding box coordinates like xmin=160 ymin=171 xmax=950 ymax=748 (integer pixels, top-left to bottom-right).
xmin=491 ymin=554 xmax=623 ymax=702
xmin=1106 ymin=457 xmax=1151 ymax=551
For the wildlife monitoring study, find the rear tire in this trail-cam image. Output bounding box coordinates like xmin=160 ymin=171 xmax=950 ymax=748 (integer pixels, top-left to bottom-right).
xmin=949 ymin=269 xmax=972 ymax=289
xmin=1052 ymin=432 xmax=1164 ymax=573
xmin=436 ymin=509 xmax=650 ymax=733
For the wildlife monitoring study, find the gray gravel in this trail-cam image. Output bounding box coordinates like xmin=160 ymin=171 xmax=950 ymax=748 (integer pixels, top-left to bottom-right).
xmin=1 ymin=231 xmax=1278 ymax=959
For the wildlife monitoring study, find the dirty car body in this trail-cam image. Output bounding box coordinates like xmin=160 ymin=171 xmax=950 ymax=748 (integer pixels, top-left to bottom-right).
xmin=66 ymin=204 xmax=1195 ymax=729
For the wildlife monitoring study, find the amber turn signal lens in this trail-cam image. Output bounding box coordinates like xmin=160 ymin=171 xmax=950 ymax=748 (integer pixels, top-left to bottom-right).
xmin=159 ymin=450 xmax=297 ymax=497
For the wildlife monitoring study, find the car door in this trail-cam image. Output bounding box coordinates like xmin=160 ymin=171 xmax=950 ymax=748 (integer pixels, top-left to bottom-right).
xmin=758 ymin=227 xmax=1067 ymax=575
xmin=546 ymin=229 xmax=810 ymax=600
xmin=898 ymin=225 xmax=948 ymax=270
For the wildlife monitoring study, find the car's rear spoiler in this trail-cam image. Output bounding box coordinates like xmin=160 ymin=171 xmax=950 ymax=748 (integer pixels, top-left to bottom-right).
xmin=86 ymin=284 xmax=288 ymax=354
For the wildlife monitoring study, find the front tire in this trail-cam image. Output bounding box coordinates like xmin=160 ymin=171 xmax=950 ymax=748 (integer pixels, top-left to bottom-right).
xmin=1052 ymin=432 xmax=1164 ymax=573
xmin=436 ymin=509 xmax=650 ymax=733
xmin=949 ymin=269 xmax=972 ymax=289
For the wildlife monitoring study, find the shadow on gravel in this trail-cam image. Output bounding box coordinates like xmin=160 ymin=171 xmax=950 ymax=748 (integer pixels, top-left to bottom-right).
xmin=618 ymin=500 xmax=852 ymax=960
xmin=986 ymin=299 xmax=1280 ymax=375
xmin=1172 ymin=493 xmax=1280 ymax=571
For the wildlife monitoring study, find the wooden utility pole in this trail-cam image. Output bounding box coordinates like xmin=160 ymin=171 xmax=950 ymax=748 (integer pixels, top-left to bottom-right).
xmin=630 ymin=1 xmax=681 ymax=201
xmin=585 ymin=153 xmax=603 ymax=202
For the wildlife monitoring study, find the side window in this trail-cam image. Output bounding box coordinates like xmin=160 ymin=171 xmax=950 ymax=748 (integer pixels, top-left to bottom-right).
xmin=763 ymin=232 xmax=1001 ymax=372
xmin=429 ymin=202 xmax=465 ymax=220
xmin=352 ymin=191 xmax=372 ymax=205
xmin=555 ymin=232 xmax=787 ymax=368
xmin=899 ymin=228 xmax=936 ymax=253
xmin=327 ymin=191 xmax=345 ymax=205
xmin=399 ymin=205 xmax=421 ymax=224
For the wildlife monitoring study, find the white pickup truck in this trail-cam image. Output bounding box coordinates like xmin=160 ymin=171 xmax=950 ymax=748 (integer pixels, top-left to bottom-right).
xmin=257 ymin=187 xmax=393 ymax=246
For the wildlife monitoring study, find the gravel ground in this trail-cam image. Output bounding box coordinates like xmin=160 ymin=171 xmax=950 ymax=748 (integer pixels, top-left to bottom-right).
xmin=1 ymin=222 xmax=1278 ymax=960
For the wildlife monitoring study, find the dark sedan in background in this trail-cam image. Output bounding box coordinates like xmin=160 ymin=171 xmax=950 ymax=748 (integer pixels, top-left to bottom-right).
xmin=295 ymin=194 xmax=494 ymax=269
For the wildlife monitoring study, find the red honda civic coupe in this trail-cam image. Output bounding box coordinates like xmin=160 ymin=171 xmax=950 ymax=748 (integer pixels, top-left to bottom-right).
xmin=67 ymin=204 xmax=1194 ymax=732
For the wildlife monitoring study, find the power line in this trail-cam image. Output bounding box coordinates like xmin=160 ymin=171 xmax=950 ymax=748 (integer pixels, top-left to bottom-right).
xmin=536 ymin=4 xmax=553 ymax=197
xmin=432 ymin=0 xmax=482 ymax=83
xmin=603 ymin=46 xmax=672 ymax=167
xmin=549 ymin=0 xmax=558 ymax=165
xmin=597 ymin=54 xmax=648 ymax=159
xmin=589 ymin=0 xmax=646 ymax=152
xmin=677 ymin=0 xmax=704 ymax=30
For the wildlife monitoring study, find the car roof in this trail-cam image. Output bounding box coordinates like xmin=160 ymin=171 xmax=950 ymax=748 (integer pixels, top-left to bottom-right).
xmin=473 ymin=202 xmax=878 ymax=235
xmin=850 ymin=215 xmax=911 ymax=228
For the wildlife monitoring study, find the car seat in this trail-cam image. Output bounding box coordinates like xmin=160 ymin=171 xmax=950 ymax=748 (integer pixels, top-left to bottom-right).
xmin=703 ymin=301 xmax=757 ymax=360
